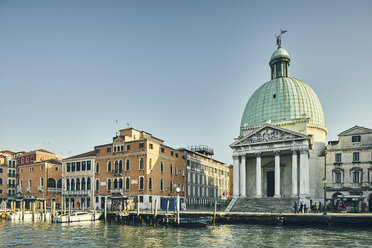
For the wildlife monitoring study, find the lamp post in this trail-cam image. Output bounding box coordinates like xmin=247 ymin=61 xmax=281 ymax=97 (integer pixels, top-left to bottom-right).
xmin=176 ymin=187 xmax=180 ymax=225
xmin=323 ymin=150 xmax=327 ymax=216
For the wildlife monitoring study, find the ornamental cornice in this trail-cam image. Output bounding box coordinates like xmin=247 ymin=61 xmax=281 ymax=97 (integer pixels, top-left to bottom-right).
xmin=232 ymin=144 xmax=308 ymax=156
xmin=96 ymin=152 xmax=176 ymax=162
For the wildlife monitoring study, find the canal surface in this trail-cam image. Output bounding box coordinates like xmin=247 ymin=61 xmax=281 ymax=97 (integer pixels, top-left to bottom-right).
xmin=1 ymin=220 xmax=372 ymax=247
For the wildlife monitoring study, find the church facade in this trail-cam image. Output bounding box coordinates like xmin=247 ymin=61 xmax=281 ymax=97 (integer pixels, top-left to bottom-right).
xmin=229 ymin=36 xmax=327 ymax=212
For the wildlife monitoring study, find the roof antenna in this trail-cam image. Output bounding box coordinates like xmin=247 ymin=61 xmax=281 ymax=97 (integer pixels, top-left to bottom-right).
xmin=115 ymin=120 xmax=119 ymax=137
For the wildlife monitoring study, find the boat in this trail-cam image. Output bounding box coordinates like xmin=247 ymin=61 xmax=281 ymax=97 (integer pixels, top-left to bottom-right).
xmin=0 ymin=210 xmax=10 ymax=219
xmin=177 ymin=216 xmax=213 ymax=228
xmin=52 ymin=211 xmax=102 ymax=223
xmin=5 ymin=212 xmax=43 ymax=221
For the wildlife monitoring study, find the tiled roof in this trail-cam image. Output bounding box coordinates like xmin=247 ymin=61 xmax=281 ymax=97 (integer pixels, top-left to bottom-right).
xmin=65 ymin=150 xmax=95 ymax=160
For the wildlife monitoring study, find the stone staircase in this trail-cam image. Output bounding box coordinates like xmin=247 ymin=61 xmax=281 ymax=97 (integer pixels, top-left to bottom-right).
xmin=229 ymin=197 xmax=297 ymax=213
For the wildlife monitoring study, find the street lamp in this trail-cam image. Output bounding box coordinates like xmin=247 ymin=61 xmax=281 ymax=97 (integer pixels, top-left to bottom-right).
xmin=323 ymin=150 xmax=327 ymax=216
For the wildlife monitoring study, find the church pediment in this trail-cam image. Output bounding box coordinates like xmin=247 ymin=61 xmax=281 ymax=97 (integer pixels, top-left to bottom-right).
xmin=231 ymin=124 xmax=309 ymax=147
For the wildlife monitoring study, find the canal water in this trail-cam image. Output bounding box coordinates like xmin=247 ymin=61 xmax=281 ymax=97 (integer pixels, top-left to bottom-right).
xmin=0 ymin=220 xmax=372 ymax=247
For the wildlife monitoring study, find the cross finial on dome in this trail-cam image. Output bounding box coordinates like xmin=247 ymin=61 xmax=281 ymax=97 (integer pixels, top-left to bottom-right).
xmin=275 ymin=29 xmax=287 ymax=49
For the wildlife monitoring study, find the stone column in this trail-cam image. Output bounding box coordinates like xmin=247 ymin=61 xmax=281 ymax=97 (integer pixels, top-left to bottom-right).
xmin=255 ymin=153 xmax=262 ymax=198
xmin=299 ymin=150 xmax=310 ymax=195
xmin=274 ymin=151 xmax=281 ymax=198
xmin=232 ymin=156 xmax=240 ymax=198
xmin=292 ymin=150 xmax=298 ymax=196
xmin=240 ymin=155 xmax=246 ymax=198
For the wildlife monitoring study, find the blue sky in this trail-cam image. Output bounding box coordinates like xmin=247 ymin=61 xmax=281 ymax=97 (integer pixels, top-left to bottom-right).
xmin=1 ymin=0 xmax=371 ymax=164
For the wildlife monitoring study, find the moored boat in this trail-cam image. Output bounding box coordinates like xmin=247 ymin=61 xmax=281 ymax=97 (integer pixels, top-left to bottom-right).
xmin=177 ymin=216 xmax=213 ymax=228
xmin=52 ymin=211 xmax=102 ymax=223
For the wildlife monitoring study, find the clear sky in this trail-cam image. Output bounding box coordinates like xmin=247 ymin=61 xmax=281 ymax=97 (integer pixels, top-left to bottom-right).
xmin=1 ymin=0 xmax=371 ymax=164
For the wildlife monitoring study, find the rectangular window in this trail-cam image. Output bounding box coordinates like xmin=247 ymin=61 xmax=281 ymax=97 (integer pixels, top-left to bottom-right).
xmin=139 ymin=196 xmax=144 ymax=203
xmin=170 ymin=151 xmax=174 ymax=156
xmin=149 ymin=144 xmax=153 ymax=149
xmin=26 ymin=157 xmax=29 ymax=163
xmin=160 ymin=179 xmax=164 ymax=191
xmin=77 ymin=162 xmax=81 ymax=171
xmin=114 ymin=146 xmax=117 ymax=152
xmin=82 ymin=161 xmax=86 ymax=171
xmin=352 ymin=135 xmax=361 ymax=143
xmin=353 ymin=171 xmax=360 ymax=183
xmin=139 ymin=143 xmax=144 ymax=149
xmin=161 ymin=147 xmax=164 ymax=153
xmin=353 ymin=152 xmax=360 ymax=162
xmin=170 ymin=181 xmax=173 ymax=192
xmin=95 ymin=149 xmax=100 ymax=155
xmin=126 ymin=144 xmax=130 ymax=151
xmin=87 ymin=161 xmax=91 ymax=170
xmin=175 ymin=153 xmax=178 ymax=158
xmin=335 ymin=153 xmax=341 ymax=163
xmin=335 ymin=172 xmax=341 ymax=183
xmin=72 ymin=162 xmax=76 ymax=172
xmin=107 ymin=147 xmax=111 ymax=153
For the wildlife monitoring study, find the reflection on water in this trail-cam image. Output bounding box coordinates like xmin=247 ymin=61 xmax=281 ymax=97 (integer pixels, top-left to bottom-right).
xmin=1 ymin=219 xmax=372 ymax=247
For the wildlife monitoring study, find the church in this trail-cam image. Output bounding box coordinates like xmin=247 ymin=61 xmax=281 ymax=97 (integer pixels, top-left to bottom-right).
xmin=228 ymin=34 xmax=327 ymax=212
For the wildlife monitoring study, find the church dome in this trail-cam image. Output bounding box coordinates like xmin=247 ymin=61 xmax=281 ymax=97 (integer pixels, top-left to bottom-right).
xmin=240 ymin=45 xmax=325 ymax=130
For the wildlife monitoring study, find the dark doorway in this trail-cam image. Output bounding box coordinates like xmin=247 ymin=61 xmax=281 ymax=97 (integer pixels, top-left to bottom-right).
xmin=267 ymin=171 xmax=275 ymax=197
xmin=101 ymin=197 xmax=105 ymax=209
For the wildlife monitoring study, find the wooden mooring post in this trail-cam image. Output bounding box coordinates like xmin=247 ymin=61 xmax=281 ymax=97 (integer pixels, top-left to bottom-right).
xmin=32 ymin=202 xmax=36 ymax=221
xmin=44 ymin=201 xmax=47 ymax=221
xmin=22 ymin=201 xmax=25 ymax=220
xmin=104 ymin=199 xmax=107 ymax=223
xmin=137 ymin=196 xmax=140 ymax=216
xmin=68 ymin=202 xmax=71 ymax=223
xmin=213 ymin=200 xmax=217 ymax=226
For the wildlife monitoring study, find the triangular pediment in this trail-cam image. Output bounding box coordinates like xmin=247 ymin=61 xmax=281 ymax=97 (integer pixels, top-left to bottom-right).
xmin=231 ymin=124 xmax=309 ymax=147
xmin=338 ymin=125 xmax=372 ymax=136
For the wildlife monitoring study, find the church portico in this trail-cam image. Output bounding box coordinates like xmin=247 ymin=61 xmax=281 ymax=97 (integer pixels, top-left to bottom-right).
xmin=231 ymin=124 xmax=311 ymax=201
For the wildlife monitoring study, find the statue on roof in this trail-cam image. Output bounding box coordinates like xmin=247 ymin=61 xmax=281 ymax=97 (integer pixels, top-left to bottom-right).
xmin=275 ymin=29 xmax=287 ymax=49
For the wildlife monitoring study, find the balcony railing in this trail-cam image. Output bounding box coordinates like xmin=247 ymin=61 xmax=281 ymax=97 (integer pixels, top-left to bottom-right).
xmin=7 ymin=184 xmax=16 ymax=188
xmin=62 ymin=190 xmax=91 ymax=196
xmin=111 ymin=188 xmax=123 ymax=194
xmin=47 ymin=187 xmax=62 ymax=192
xmin=7 ymin=173 xmax=16 ymax=177
xmin=112 ymin=170 xmax=123 ymax=176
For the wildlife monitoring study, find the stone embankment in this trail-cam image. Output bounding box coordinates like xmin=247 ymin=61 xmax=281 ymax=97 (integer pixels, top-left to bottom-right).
xmin=106 ymin=210 xmax=372 ymax=227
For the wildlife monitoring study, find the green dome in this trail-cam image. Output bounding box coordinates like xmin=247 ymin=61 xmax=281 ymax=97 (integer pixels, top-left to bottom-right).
xmin=241 ymin=77 xmax=325 ymax=128
xmin=270 ymin=48 xmax=290 ymax=62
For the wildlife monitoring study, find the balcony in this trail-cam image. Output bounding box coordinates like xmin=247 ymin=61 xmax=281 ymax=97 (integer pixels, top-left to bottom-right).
xmin=7 ymin=173 xmax=16 ymax=177
xmin=112 ymin=170 xmax=123 ymax=176
xmin=38 ymin=185 xmax=44 ymax=192
xmin=47 ymin=187 xmax=62 ymax=192
xmin=111 ymin=188 xmax=123 ymax=195
xmin=7 ymin=184 xmax=16 ymax=188
xmin=62 ymin=190 xmax=91 ymax=196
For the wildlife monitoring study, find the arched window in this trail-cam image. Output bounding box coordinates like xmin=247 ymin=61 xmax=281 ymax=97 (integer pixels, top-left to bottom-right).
xmin=125 ymin=159 xmax=130 ymax=171
xmin=160 ymin=161 xmax=164 ymax=172
xmin=139 ymin=176 xmax=144 ymax=190
xmin=114 ymin=179 xmax=118 ymax=189
xmin=149 ymin=177 xmax=152 ymax=191
xmin=82 ymin=178 xmax=86 ymax=190
xmin=119 ymin=178 xmax=123 ymax=189
xmin=160 ymin=179 xmax=164 ymax=191
xmin=57 ymin=179 xmax=62 ymax=189
xmin=125 ymin=177 xmax=130 ymax=190
xmin=114 ymin=161 xmax=119 ymax=173
xmin=95 ymin=179 xmax=99 ymax=192
xmin=66 ymin=179 xmax=70 ymax=190
xmin=107 ymin=161 xmax=112 ymax=172
xmin=96 ymin=163 xmax=100 ymax=173
xmin=170 ymin=164 xmax=173 ymax=175
xmin=119 ymin=160 xmax=123 ymax=173
xmin=76 ymin=178 xmax=80 ymax=190
xmin=139 ymin=158 xmax=144 ymax=170
xmin=87 ymin=178 xmax=91 ymax=190
xmin=71 ymin=179 xmax=75 ymax=190
xmin=107 ymin=179 xmax=112 ymax=190
xmin=47 ymin=178 xmax=56 ymax=188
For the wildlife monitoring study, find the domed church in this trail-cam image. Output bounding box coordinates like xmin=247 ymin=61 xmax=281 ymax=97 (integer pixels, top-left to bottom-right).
xmin=229 ymin=34 xmax=327 ymax=212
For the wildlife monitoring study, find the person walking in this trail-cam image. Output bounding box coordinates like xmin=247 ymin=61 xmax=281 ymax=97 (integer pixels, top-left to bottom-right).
xmin=293 ymin=201 xmax=298 ymax=214
xmin=299 ymin=202 xmax=303 ymax=214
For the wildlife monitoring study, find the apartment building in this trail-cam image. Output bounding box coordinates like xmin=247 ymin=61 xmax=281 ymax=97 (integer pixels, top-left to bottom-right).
xmin=94 ymin=128 xmax=186 ymax=210
xmin=62 ymin=151 xmax=95 ymax=209
xmin=178 ymin=146 xmax=229 ymax=208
